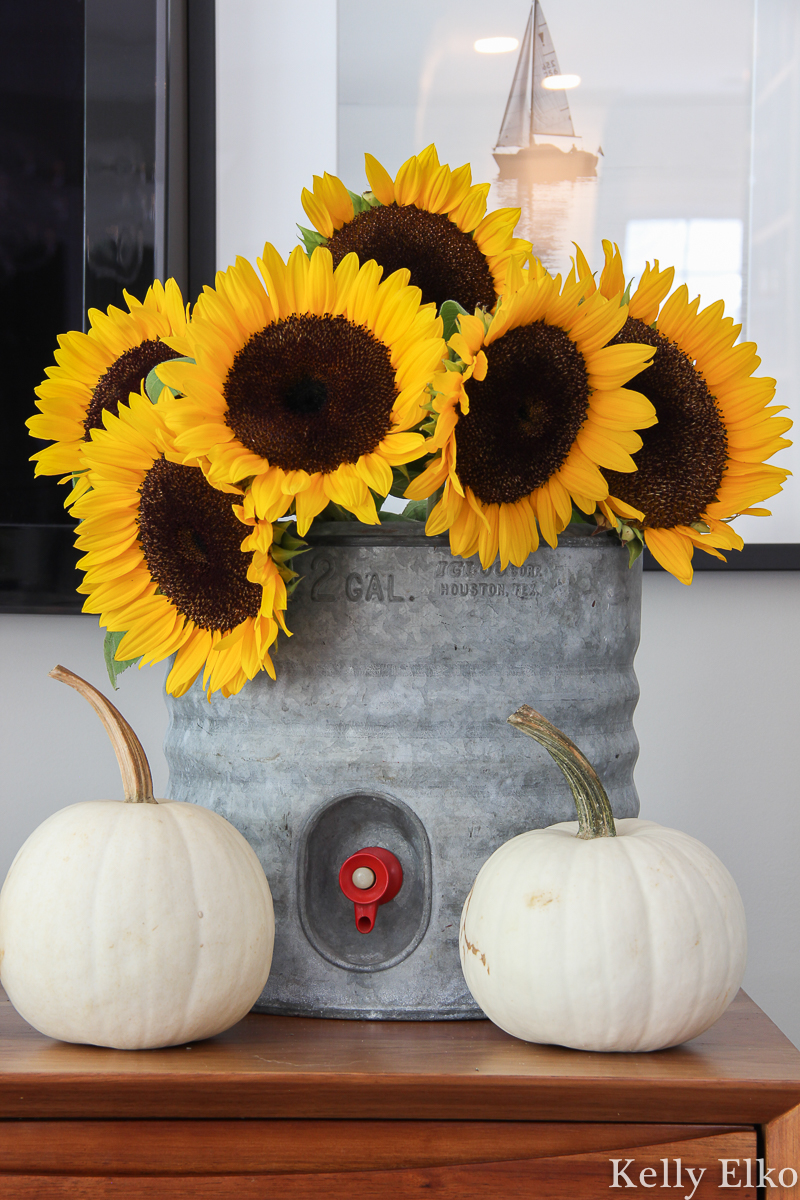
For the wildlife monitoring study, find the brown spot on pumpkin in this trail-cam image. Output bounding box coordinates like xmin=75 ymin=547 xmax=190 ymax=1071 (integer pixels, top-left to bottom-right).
xmin=526 ymin=891 xmax=557 ymax=908
xmin=463 ymin=934 xmax=489 ymax=972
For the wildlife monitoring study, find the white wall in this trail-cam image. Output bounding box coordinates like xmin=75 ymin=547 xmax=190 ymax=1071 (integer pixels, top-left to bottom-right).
xmin=215 ymin=0 xmax=337 ymax=267
xmin=0 ymin=616 xmax=170 ymax=874
xmin=1 ymin=571 xmax=798 ymax=1048
xmin=634 ymin=572 xmax=800 ymax=1049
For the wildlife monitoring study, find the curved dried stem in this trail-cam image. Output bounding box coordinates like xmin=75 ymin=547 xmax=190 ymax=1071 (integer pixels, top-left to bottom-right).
xmin=507 ymin=704 xmax=615 ymax=839
xmin=50 ymin=665 xmax=156 ymax=804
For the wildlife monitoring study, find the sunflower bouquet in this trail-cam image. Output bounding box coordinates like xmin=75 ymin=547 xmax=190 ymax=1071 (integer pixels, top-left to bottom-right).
xmin=27 ymin=145 xmax=792 ymax=699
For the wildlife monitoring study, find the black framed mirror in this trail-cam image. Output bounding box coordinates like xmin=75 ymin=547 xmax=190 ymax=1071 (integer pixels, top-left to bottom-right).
xmin=0 ymin=0 xmax=215 ymax=612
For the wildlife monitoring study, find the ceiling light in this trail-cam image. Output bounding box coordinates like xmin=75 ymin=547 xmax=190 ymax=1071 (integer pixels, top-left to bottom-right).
xmin=542 ymin=74 xmax=581 ymax=90
xmin=474 ymin=37 xmax=519 ymax=54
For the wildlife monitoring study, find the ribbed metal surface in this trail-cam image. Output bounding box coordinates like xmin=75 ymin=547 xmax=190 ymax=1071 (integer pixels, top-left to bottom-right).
xmin=164 ymin=522 xmax=642 ymax=1019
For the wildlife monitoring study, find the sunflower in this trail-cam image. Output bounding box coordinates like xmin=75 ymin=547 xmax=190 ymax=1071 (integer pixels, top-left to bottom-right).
xmin=300 ymin=144 xmax=531 ymax=312
xmin=26 ymin=279 xmax=190 ymax=502
xmin=69 ymin=391 xmax=293 ymax=699
xmin=157 ymin=245 xmax=445 ymax=534
xmin=580 ymin=246 xmax=793 ymax=583
xmin=405 ymin=265 xmax=657 ymax=568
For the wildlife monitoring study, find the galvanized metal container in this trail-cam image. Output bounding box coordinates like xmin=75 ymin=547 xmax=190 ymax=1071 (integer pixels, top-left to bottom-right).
xmin=164 ymin=521 xmax=642 ymax=1019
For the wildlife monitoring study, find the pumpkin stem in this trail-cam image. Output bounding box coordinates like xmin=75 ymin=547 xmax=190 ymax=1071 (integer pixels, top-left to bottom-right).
xmin=507 ymin=705 xmax=616 ymax=839
xmin=50 ymin=665 xmax=156 ymax=804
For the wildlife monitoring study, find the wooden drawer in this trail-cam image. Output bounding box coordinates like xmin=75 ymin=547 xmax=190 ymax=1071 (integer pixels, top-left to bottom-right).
xmin=0 ymin=1120 xmax=757 ymax=1198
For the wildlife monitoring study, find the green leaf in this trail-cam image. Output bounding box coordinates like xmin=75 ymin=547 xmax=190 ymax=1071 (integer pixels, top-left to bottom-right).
xmin=439 ymin=299 xmax=470 ymax=342
xmin=363 ymin=190 xmax=382 ymax=208
xmin=569 ymin=505 xmax=594 ymax=526
xmin=297 ymin=225 xmax=328 ymax=256
xmin=474 ymin=305 xmax=493 ymax=335
xmin=621 ymin=278 xmax=633 ymax=306
xmin=347 ymin=189 xmax=372 ymax=215
xmin=273 ymin=522 xmax=308 ymax=553
xmin=144 ymin=356 xmax=195 ymax=404
xmin=627 ymin=536 xmax=645 ymax=568
xmin=144 ymin=366 xmax=168 ymax=404
xmin=276 ymin=532 xmax=308 ymax=555
xmin=103 ymin=630 xmax=141 ymax=690
xmin=389 ymin=464 xmax=411 ymax=498
xmin=316 ymin=501 xmax=358 ymax=522
xmin=401 ymin=498 xmax=427 ymax=521
xmin=271 ymin=545 xmax=308 ymax=565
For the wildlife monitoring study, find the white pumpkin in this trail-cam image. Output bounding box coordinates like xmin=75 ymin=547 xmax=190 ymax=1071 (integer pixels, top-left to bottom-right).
xmin=459 ymin=706 xmax=746 ymax=1052
xmin=0 ymin=666 xmax=274 ymax=1050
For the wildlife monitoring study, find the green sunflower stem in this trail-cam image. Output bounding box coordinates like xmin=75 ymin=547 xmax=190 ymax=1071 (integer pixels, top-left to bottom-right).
xmin=507 ymin=704 xmax=616 ymax=840
xmin=50 ymin=665 xmax=156 ymax=805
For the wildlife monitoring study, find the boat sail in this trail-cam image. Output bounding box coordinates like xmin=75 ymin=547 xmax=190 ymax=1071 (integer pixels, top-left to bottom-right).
xmin=493 ymin=1 xmax=597 ymax=180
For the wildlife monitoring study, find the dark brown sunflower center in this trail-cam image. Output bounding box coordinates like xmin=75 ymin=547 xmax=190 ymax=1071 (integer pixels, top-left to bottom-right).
xmin=84 ymin=339 xmax=179 ymax=438
xmin=223 ymin=313 xmax=397 ymax=474
xmin=604 ymin=318 xmax=728 ymax=528
xmin=325 ymin=203 xmax=497 ymax=312
xmin=137 ymin=457 xmax=260 ymax=633
xmin=455 ymin=322 xmax=590 ymax=505
xmin=284 ymin=375 xmax=328 ymax=416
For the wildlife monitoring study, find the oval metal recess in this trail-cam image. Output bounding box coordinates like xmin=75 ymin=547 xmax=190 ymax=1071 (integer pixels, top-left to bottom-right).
xmin=297 ymin=790 xmax=431 ymax=972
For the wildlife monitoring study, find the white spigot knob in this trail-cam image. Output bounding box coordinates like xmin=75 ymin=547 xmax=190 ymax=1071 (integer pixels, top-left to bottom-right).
xmin=351 ymin=866 xmax=376 ymax=890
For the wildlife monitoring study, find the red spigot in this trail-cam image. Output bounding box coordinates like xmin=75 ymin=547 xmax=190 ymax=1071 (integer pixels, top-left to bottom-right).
xmin=338 ymin=847 xmax=403 ymax=934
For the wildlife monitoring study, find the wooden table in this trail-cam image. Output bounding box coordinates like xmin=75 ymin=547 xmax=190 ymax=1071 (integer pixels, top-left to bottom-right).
xmin=0 ymin=987 xmax=798 ymax=1198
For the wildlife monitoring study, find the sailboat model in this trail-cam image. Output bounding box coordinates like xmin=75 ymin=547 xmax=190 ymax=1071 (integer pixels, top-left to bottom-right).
xmin=493 ymin=1 xmax=598 ymax=181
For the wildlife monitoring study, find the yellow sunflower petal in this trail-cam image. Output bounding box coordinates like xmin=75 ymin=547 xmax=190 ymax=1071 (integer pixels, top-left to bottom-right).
xmin=28 ymin=279 xmax=190 ymax=480
xmin=592 ymin=242 xmax=793 ymax=563
xmin=394 ymin=155 xmax=421 ymax=206
xmin=644 ymin=528 xmax=694 ymax=584
xmin=301 ymin=187 xmax=335 ymax=239
xmin=531 ymin=487 xmax=558 ymax=549
xmin=477 ymin=503 xmax=500 ymax=569
xmin=364 ymin=153 xmax=396 ymax=205
xmin=69 ymin=393 xmax=291 ymax=694
xmin=319 ymin=172 xmax=354 ymax=228
xmin=628 ymin=261 xmax=676 ymax=324
xmin=448 ymin=498 xmax=482 ymax=560
xmin=596 ymin=240 xmax=625 ymax=299
xmin=303 ymin=146 xmax=530 ymax=316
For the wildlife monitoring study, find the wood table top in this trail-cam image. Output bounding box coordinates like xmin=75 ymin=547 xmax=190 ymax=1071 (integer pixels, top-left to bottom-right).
xmin=1 ymin=989 xmax=799 ymax=1124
